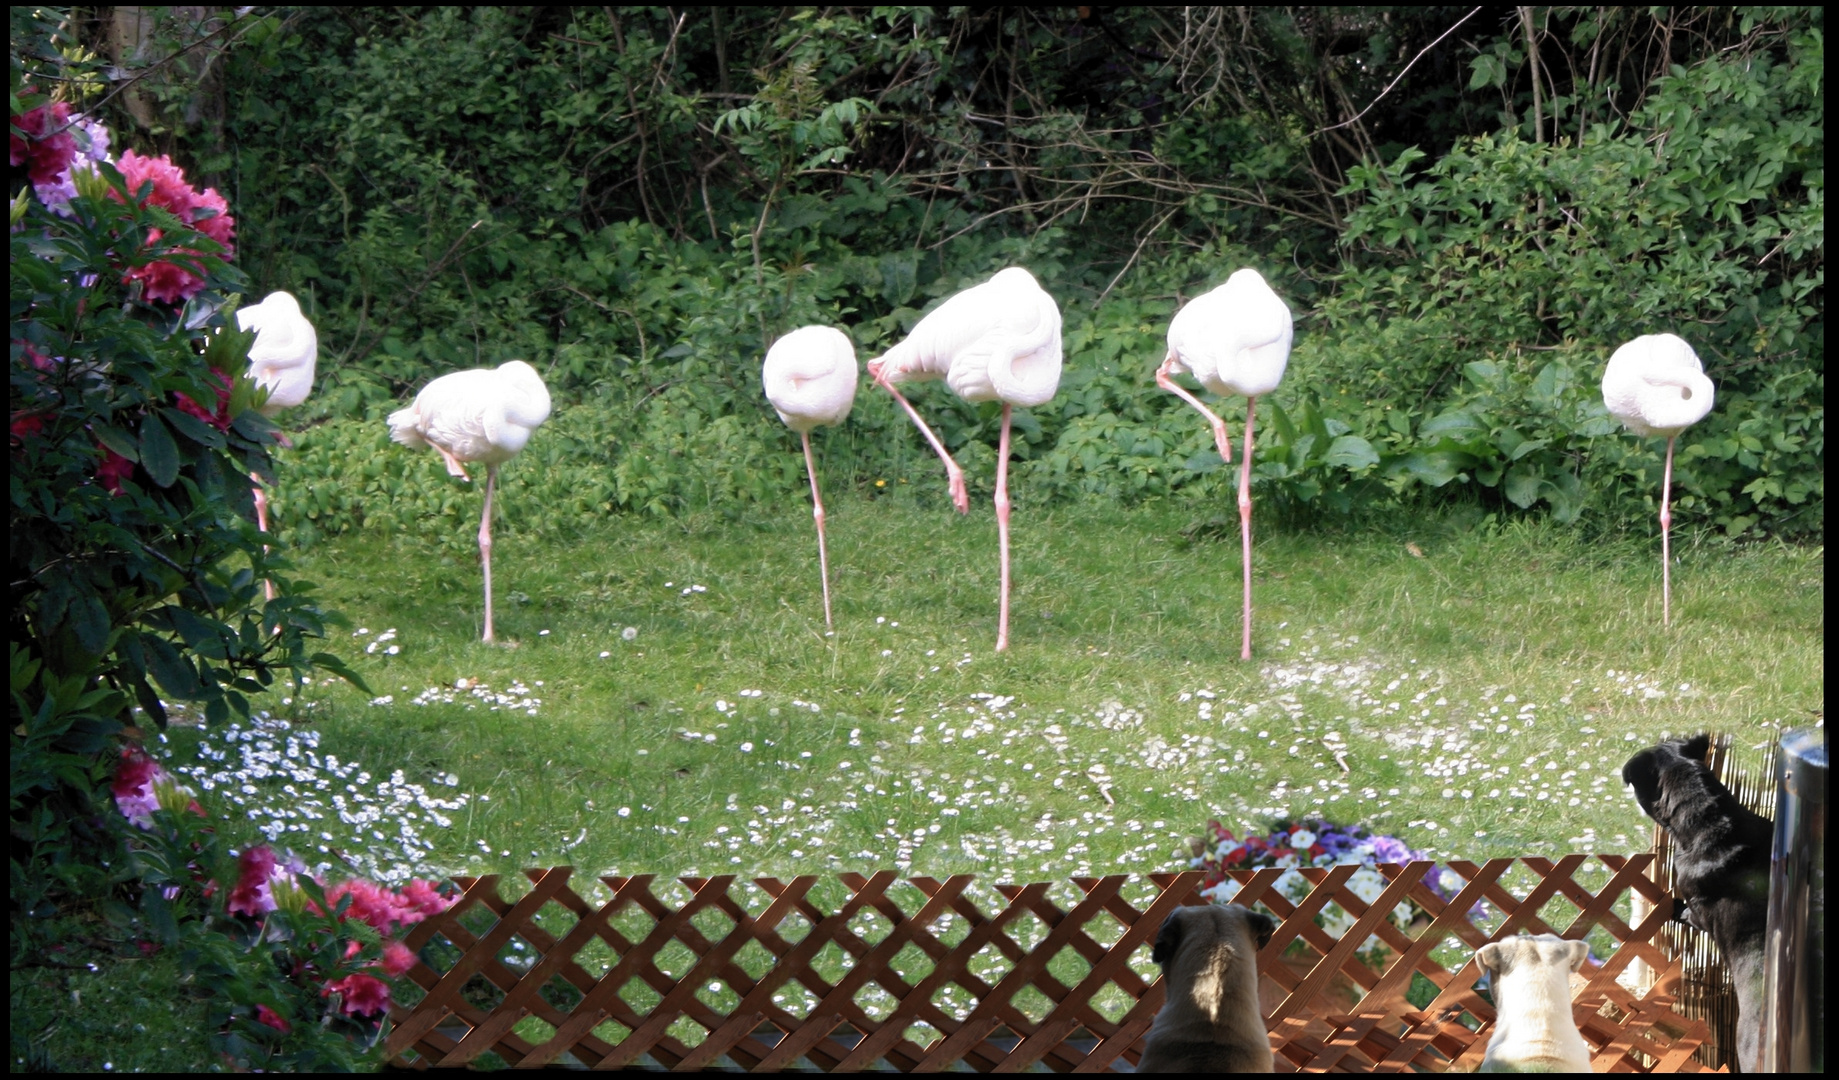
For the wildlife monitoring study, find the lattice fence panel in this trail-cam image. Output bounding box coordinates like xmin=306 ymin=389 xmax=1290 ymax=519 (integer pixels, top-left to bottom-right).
xmin=385 ymin=858 xmax=1723 ymax=1071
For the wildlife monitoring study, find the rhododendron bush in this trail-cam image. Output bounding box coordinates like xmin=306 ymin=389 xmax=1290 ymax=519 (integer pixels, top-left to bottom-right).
xmin=11 ymin=55 xmax=366 ymax=1071
xmin=109 ymin=744 xmax=455 ymax=1065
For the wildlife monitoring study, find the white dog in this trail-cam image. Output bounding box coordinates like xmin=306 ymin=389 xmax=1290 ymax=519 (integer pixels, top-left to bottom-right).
xmin=1476 ymin=934 xmax=1594 ymax=1073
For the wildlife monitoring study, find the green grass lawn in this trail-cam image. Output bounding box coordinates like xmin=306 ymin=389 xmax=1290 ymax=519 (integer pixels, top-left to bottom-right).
xmin=155 ymin=494 xmax=1823 ymax=893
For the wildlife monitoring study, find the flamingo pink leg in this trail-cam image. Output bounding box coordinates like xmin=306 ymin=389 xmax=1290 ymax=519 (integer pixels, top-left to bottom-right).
xmin=1155 ymin=355 xmax=1232 ymax=464
xmin=249 ymin=472 xmax=279 ymax=602
xmin=870 ymin=363 xmax=969 ymax=514
xmin=801 ymin=430 xmax=835 ymax=629
xmin=1661 ymin=435 xmax=1675 ymax=628
xmin=995 ymin=404 xmax=1013 ymax=653
xmin=1239 ymin=396 xmax=1257 ymax=661
xmin=480 ymin=464 xmax=497 ymax=644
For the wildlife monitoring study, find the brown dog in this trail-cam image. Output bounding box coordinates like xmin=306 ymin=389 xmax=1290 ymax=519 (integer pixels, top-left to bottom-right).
xmin=1137 ymin=903 xmax=1276 ymax=1072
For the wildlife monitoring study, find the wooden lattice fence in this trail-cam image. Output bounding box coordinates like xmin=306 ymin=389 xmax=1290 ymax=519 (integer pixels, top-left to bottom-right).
xmin=383 ymin=856 xmax=1721 ymax=1071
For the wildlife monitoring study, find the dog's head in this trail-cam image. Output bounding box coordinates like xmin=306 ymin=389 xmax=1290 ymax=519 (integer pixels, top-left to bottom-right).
xmin=1476 ymin=934 xmax=1590 ymax=983
xmin=1151 ymin=904 xmax=1276 ymax=1024
xmin=1620 ymin=733 xmax=1711 ymax=823
xmin=1151 ymin=904 xmax=1276 ymax=969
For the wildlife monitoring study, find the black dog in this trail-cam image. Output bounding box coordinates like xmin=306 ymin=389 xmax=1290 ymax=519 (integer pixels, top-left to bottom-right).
xmin=1621 ymin=734 xmax=1773 ymax=1071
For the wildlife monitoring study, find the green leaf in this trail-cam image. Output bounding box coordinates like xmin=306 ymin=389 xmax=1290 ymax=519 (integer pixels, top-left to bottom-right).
xmin=1397 ymin=450 xmax=1468 ymax=488
xmin=139 ymin=413 xmax=181 ymax=488
xmin=143 ymin=635 xmax=201 ymax=699
xmin=1267 ymin=400 xmax=1299 ymax=449
xmin=1182 ymin=450 xmax=1225 ymax=473
xmin=1469 ymin=53 xmax=1506 ymax=90
xmin=1323 ymin=435 xmax=1379 ymax=470
xmin=310 ymin=652 xmax=373 ymax=694
xmin=92 ymin=422 xmax=141 ymax=463
xmin=69 ymin=591 xmax=112 ymax=656
xmin=1464 ymin=360 xmax=1500 ymax=384
xmin=1507 ymin=437 xmax=1550 ymax=462
xmin=1503 ymin=467 xmax=1542 ymax=508
xmin=1419 ymin=411 xmax=1486 ymax=442
xmin=164 ymin=605 xmax=227 ymax=657
xmin=161 ymin=405 xmax=226 ymax=449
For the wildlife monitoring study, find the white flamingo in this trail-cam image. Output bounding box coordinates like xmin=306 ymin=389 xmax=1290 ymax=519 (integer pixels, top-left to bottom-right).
xmin=1158 ymin=268 xmax=1292 ymax=661
xmin=763 ymin=325 xmax=858 ymax=630
xmin=1601 ymin=333 xmax=1715 ymax=627
xmin=388 ymin=360 xmax=551 ymax=644
xmin=867 ymin=266 xmax=1063 ymax=652
xmin=237 ymin=291 xmax=317 ymax=600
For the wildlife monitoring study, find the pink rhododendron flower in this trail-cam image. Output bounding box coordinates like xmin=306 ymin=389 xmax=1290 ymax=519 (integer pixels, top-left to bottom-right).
xmin=254 ymin=1004 xmax=292 ymax=1033
xmin=96 ymin=444 xmax=135 ymax=495
xmin=379 ymin=940 xmax=418 ymax=978
xmin=174 ymin=368 xmax=235 ymax=431
xmin=112 ymin=746 xmax=163 ymax=828
xmin=318 ymin=876 xmax=452 ymax=935
xmin=399 ymin=878 xmax=459 ymax=920
xmin=322 ymin=973 xmax=391 ymax=1018
xmin=228 ymin=845 xmax=279 ymax=917
xmin=112 ymin=150 xmax=237 ymax=305
xmin=10 ymin=94 xmax=76 ymax=187
xmin=319 ymin=878 xmax=401 ymax=932
xmin=11 ymin=410 xmax=48 ymax=447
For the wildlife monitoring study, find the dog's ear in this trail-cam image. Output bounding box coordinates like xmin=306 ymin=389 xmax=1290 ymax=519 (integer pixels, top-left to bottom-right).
xmin=1678 ymin=733 xmax=1712 ymax=763
xmin=1246 ymin=909 xmax=1276 ymax=951
xmin=1151 ymin=911 xmax=1183 ymax=967
xmin=1564 ymin=939 xmax=1591 ymax=972
xmin=1475 ymin=941 xmax=1504 ymax=977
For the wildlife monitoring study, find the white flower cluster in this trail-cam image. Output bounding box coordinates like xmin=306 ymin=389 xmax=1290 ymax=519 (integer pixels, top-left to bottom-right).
xmin=163 ymin=714 xmax=473 ymax=884
xmin=354 ymin=626 xmax=401 ymax=655
xmin=402 ymin=677 xmax=543 ymax=716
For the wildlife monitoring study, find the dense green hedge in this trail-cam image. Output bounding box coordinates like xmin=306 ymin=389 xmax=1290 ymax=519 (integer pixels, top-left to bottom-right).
xmin=86 ymin=6 xmax=1818 ymax=544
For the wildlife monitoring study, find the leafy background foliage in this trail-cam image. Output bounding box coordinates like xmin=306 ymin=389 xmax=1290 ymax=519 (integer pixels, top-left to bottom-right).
xmin=73 ymin=5 xmax=1822 ymax=561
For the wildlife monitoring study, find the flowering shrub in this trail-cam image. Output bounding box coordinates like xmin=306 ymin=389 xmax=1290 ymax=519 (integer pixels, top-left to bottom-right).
xmin=9 ymin=89 xmax=76 ymax=186
xmin=110 ymin=744 xmax=456 ymax=1066
xmin=11 ymin=55 xmax=365 ymax=1071
xmin=1189 ymin=817 xmax=1472 ymax=959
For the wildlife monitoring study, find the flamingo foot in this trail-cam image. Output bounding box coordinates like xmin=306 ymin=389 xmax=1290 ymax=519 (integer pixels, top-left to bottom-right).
xmin=440 ymin=447 xmax=472 ymax=481
xmin=947 ymin=467 xmax=969 ymax=515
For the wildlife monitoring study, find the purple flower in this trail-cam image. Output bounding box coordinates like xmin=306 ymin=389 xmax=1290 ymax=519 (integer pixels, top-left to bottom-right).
xmin=1371 ymin=836 xmax=1414 ymax=864
xmin=32 ymin=115 xmax=112 ymax=215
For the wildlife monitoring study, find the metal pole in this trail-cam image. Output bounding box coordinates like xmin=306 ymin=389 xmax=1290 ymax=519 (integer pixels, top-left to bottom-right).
xmin=1760 ymin=727 xmax=1824 ymax=1072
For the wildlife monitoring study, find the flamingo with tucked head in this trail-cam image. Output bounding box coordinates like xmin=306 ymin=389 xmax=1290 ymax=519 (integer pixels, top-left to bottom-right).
xmin=763 ymin=325 xmax=858 ymax=629
xmin=1601 ymin=333 xmax=1715 ymax=626
xmin=1158 ymin=268 xmax=1293 ymax=660
xmin=388 ymin=360 xmax=551 ymax=643
xmin=236 ymin=290 xmax=317 ymax=600
xmin=867 ymin=266 xmax=1063 ymax=652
